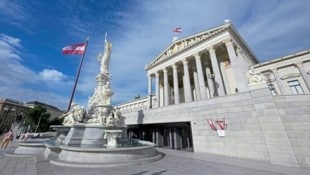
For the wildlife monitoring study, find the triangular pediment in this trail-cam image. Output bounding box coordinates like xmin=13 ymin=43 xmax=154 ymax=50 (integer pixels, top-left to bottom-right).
xmin=146 ymin=23 xmax=231 ymax=69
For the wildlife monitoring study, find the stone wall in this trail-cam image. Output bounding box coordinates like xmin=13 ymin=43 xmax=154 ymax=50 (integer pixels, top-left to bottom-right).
xmin=122 ymin=88 xmax=310 ymax=167
xmin=273 ymin=94 xmax=310 ymax=166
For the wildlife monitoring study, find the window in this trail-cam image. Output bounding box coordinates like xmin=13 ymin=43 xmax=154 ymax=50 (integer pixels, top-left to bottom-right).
xmin=287 ymin=80 xmax=304 ymax=94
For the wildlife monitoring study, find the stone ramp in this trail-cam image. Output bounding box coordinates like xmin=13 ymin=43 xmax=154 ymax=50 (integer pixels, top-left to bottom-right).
xmin=0 ymin=151 xmax=37 ymax=175
xmin=2 ymin=146 xmax=310 ymax=175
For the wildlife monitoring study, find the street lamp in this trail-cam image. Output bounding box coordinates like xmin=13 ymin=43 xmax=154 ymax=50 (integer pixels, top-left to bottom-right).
xmin=34 ymin=114 xmax=42 ymax=133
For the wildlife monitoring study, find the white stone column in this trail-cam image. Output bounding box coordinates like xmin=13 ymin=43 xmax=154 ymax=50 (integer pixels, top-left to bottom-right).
xmin=193 ymin=72 xmax=199 ymax=100
xmin=220 ymin=61 xmax=230 ymax=94
xmin=183 ymin=59 xmax=192 ymax=102
xmin=272 ymin=69 xmax=287 ymax=95
xmin=155 ymin=72 xmax=160 ymax=107
xmin=194 ymin=54 xmax=207 ymax=99
xmin=163 ymin=68 xmax=169 ymax=106
xmin=205 ymin=65 xmax=213 ymax=98
xmin=225 ymin=40 xmax=247 ymax=92
xmin=172 ymin=64 xmax=180 ymax=104
xmin=148 ymin=75 xmax=152 ymax=108
xmin=208 ymin=47 xmax=225 ymax=96
xmin=296 ymin=62 xmax=310 ymax=90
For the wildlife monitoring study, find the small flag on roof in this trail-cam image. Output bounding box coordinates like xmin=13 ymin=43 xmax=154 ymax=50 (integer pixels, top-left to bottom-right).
xmin=173 ymin=27 xmax=182 ymax=33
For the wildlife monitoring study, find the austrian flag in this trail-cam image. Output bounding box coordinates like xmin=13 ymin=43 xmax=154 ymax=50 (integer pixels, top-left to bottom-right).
xmin=62 ymin=43 xmax=86 ymax=55
xmin=173 ymin=27 xmax=182 ymax=33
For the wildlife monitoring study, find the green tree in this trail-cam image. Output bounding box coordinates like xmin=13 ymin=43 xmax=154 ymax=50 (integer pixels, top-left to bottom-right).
xmin=23 ymin=106 xmax=51 ymax=132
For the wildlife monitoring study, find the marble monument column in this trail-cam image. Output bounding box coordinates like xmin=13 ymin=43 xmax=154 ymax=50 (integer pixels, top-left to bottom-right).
xmin=182 ymin=59 xmax=192 ymax=102
xmin=148 ymin=74 xmax=153 ymax=108
xmin=155 ymin=72 xmax=160 ymax=107
xmin=172 ymin=64 xmax=180 ymax=104
xmin=208 ymin=47 xmax=225 ymax=96
xmin=164 ymin=68 xmax=170 ymax=106
xmin=205 ymin=65 xmax=214 ymax=98
xmin=194 ymin=53 xmax=207 ymax=99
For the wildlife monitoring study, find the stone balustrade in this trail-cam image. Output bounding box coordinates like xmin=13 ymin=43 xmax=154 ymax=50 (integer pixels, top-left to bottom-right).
xmin=115 ymin=96 xmax=156 ymax=113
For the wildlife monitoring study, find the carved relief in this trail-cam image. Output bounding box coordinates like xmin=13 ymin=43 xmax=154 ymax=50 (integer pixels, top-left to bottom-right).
xmin=247 ymin=67 xmax=266 ymax=86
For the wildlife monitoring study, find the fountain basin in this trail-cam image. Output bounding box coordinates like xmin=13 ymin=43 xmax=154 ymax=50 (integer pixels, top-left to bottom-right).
xmin=49 ymin=139 xmax=162 ymax=167
xmin=61 ymin=124 xmax=127 ymax=146
xmin=14 ymin=142 xmax=47 ymax=155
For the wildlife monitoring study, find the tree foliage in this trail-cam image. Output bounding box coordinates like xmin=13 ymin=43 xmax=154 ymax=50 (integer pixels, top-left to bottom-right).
xmin=23 ymin=106 xmax=51 ymax=132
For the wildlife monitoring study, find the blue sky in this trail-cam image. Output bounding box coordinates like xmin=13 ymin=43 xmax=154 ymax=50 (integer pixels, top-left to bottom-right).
xmin=0 ymin=0 xmax=309 ymax=110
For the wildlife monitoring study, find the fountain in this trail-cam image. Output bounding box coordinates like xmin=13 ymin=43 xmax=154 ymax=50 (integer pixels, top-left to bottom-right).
xmin=47 ymin=37 xmax=162 ymax=167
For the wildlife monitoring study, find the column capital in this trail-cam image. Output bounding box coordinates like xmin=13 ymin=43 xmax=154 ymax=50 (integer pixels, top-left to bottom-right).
xmin=194 ymin=53 xmax=201 ymax=59
xmin=182 ymin=59 xmax=188 ymax=65
xmin=223 ymin=39 xmax=234 ymax=46
xmin=271 ymin=68 xmax=278 ymax=74
xmin=295 ymin=61 xmax=303 ymax=67
xmin=207 ymin=46 xmax=215 ymax=54
xmin=207 ymin=46 xmax=215 ymax=53
xmin=163 ymin=68 xmax=168 ymax=73
xmin=172 ymin=63 xmax=178 ymax=69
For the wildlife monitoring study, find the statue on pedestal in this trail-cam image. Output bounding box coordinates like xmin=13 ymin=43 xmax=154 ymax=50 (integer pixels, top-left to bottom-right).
xmin=63 ymin=34 xmax=123 ymax=128
xmin=98 ymin=38 xmax=112 ymax=76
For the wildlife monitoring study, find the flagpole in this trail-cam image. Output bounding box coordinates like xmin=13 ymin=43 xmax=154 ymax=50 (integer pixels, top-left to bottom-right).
xmin=67 ymin=37 xmax=89 ymax=112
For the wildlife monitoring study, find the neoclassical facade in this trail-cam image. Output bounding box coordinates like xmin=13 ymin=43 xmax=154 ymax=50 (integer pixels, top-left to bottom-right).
xmin=115 ymin=21 xmax=310 ymax=167
xmin=254 ymin=50 xmax=310 ymax=95
xmin=146 ymin=21 xmax=257 ymax=108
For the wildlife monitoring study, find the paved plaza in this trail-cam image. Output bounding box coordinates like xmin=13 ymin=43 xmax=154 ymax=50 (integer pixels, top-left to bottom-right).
xmin=0 ymin=141 xmax=309 ymax=175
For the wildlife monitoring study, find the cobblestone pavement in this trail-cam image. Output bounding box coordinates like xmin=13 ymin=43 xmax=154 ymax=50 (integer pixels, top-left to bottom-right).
xmin=1 ymin=142 xmax=309 ymax=175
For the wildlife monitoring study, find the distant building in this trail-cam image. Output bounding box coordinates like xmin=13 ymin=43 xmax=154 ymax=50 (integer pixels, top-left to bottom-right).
xmin=115 ymin=21 xmax=310 ymax=167
xmin=25 ymin=101 xmax=64 ymax=120
xmin=0 ymin=98 xmax=28 ymax=134
xmin=0 ymin=99 xmax=64 ymax=135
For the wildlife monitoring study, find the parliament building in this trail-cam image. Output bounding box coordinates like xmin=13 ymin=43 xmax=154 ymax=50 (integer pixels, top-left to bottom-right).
xmin=115 ymin=21 xmax=310 ymax=167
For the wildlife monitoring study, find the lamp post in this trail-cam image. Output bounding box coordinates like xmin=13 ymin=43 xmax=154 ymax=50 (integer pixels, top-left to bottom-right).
xmin=34 ymin=114 xmax=42 ymax=133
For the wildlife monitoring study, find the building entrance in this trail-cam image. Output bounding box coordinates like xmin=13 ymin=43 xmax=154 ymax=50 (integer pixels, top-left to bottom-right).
xmin=127 ymin=122 xmax=193 ymax=151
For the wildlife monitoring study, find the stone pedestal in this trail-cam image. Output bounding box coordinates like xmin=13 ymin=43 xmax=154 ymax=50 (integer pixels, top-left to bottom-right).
xmin=62 ymin=124 xmax=106 ymax=146
xmin=105 ymin=130 xmax=122 ymax=148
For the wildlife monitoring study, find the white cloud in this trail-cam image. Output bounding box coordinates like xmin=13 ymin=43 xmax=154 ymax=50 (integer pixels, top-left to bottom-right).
xmin=38 ymin=69 xmax=68 ymax=82
xmin=0 ymin=34 xmax=72 ymax=109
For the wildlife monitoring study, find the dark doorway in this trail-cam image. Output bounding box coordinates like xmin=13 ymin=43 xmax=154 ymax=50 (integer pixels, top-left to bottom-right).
xmin=127 ymin=122 xmax=193 ymax=151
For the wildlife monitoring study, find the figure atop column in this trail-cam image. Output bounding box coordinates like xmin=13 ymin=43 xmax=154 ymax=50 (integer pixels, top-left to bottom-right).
xmin=98 ymin=33 xmax=112 ymax=76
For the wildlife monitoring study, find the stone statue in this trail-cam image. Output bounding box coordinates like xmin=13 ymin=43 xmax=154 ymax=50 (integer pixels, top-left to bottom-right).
xmin=62 ymin=104 xmax=85 ymax=126
xmin=98 ymin=38 xmax=112 ymax=75
xmin=114 ymin=109 xmax=125 ymax=126
xmin=247 ymin=67 xmax=266 ymax=86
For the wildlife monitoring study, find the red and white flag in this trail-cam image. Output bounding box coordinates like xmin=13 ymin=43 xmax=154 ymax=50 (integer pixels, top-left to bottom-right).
xmin=173 ymin=27 xmax=182 ymax=33
xmin=206 ymin=119 xmax=217 ymax=131
xmin=62 ymin=43 xmax=86 ymax=55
